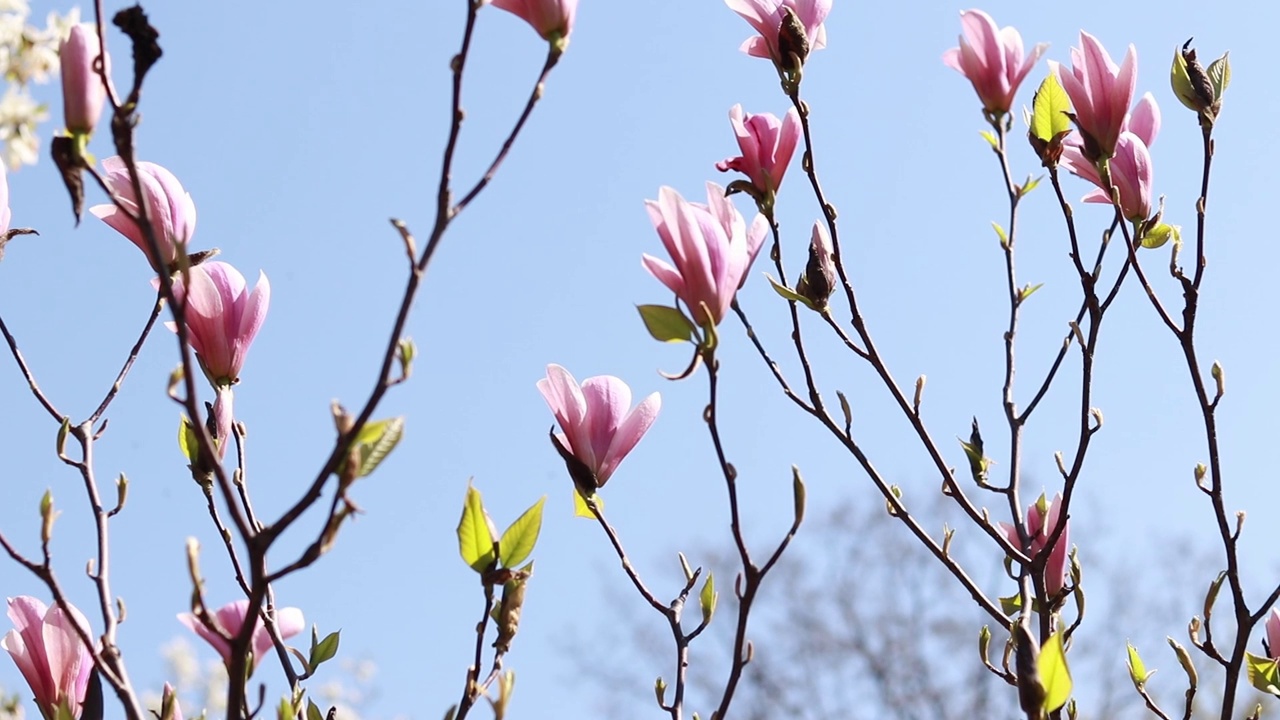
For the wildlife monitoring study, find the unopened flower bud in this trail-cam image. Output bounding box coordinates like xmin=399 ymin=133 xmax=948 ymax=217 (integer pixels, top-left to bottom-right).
xmin=795 ymin=221 xmax=834 ymax=310
xmin=1170 ymin=39 xmax=1230 ymax=127
xmin=777 ymin=6 xmax=809 ymax=78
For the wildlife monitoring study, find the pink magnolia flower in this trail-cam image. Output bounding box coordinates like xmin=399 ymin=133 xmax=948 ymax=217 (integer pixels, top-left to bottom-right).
xmin=942 ymin=9 xmax=1047 ymax=116
xmin=1267 ymin=608 xmax=1280 ymax=659
xmin=1050 ymin=31 xmax=1137 ymax=162
xmin=59 ymin=24 xmax=111 ymax=135
xmin=1062 ymin=92 xmax=1159 ymax=222
xmin=2 ymin=596 xmax=93 ymax=720
xmin=715 ymin=104 xmax=801 ymax=203
xmin=89 ymin=157 xmax=196 ymax=273
xmin=166 ymin=261 xmax=270 ymax=386
xmin=642 ymin=183 xmax=768 ymax=328
xmin=490 ymin=0 xmax=577 ymax=45
xmin=538 ymin=364 xmax=660 ymax=489
xmin=726 ymin=0 xmax=831 ymax=64
xmin=177 ymin=600 xmax=304 ymax=674
xmin=1000 ymin=493 xmax=1070 ymax=597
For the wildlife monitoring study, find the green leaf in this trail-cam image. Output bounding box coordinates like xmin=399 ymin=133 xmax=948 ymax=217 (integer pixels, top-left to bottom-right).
xmin=457 ymin=484 xmax=498 ymax=572
xmin=1019 ymin=283 xmax=1045 ymax=302
xmin=1030 ymin=74 xmax=1072 ymax=142
xmin=1126 ymin=642 xmax=1151 ymax=687
xmin=1039 ymin=630 xmax=1072 ymax=712
xmin=699 ymin=571 xmax=717 ymax=624
xmin=637 ymin=304 xmax=694 ymax=343
xmin=999 ymin=592 xmax=1022 ymax=616
xmin=1247 ymin=652 xmax=1280 ymax=695
xmin=309 ymin=630 xmax=340 ymax=669
xmin=980 ymin=130 xmax=998 ymax=149
xmin=1018 ymin=175 xmax=1042 ymax=197
xmin=765 ymin=273 xmax=816 ymax=310
xmin=992 ymin=222 xmax=1009 ymax=249
xmin=178 ymin=416 xmax=198 ymax=463
xmin=1170 ymin=50 xmax=1199 ymax=111
xmin=573 ymin=488 xmax=600 ymax=519
xmin=1140 ymin=222 xmax=1181 ymax=249
xmin=1207 ymin=52 xmax=1231 ymax=99
xmin=353 ymin=416 xmax=405 ymax=478
xmin=306 ymin=700 xmax=324 ymax=720
xmin=499 ymin=496 xmax=546 ymax=569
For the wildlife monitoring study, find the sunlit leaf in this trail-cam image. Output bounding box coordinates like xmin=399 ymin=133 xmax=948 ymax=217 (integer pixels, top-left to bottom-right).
xmin=353 ymin=417 xmax=405 ymax=478
xmin=1039 ymin=630 xmax=1072 ymax=712
xmin=573 ymin=488 xmax=600 ymax=519
xmin=309 ymin=630 xmax=340 ymax=669
xmin=1246 ymin=652 xmax=1280 ymax=696
xmin=1126 ymin=642 xmax=1151 ymax=687
xmin=1030 ymin=74 xmax=1072 ymax=142
xmin=699 ymin=572 xmax=717 ymax=624
xmin=766 ymin=273 xmax=815 ymax=310
xmin=457 ymin=484 xmax=497 ymax=572
xmin=499 ymin=496 xmax=546 ymax=569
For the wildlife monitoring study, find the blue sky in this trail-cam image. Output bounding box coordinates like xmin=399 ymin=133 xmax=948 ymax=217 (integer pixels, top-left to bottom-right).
xmin=1 ymin=0 xmax=1279 ymax=717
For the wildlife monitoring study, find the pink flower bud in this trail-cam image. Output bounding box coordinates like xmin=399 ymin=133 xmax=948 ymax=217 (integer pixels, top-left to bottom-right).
xmin=165 ymin=261 xmax=270 ymax=386
xmin=538 ymin=364 xmax=660 ymax=490
xmin=177 ymin=600 xmax=304 ymax=675
xmin=641 ymin=183 xmax=768 ymax=328
xmin=2 ymin=596 xmax=94 ymax=720
xmin=89 ymin=157 xmax=197 ymax=273
xmin=59 ymin=24 xmax=111 ymax=135
xmin=490 ymin=0 xmax=577 ymax=46
xmin=942 ymin=9 xmax=1046 ymax=117
xmin=1000 ymin=493 xmax=1070 ymax=597
xmin=1267 ymin=608 xmax=1280 ymax=659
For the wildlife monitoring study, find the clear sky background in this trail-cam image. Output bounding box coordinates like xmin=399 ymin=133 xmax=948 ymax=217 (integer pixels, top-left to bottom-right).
xmin=0 ymin=0 xmax=1279 ymax=717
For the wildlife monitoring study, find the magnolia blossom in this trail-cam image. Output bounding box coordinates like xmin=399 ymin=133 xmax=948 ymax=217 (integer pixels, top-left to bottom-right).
xmin=1267 ymin=608 xmax=1280 ymax=659
xmin=178 ymin=600 xmax=304 ymax=674
xmin=725 ymin=0 xmax=831 ymax=64
xmin=1000 ymin=493 xmax=1070 ymax=597
xmin=942 ymin=9 xmax=1046 ymax=116
xmin=642 ymin=182 xmax=768 ymax=328
xmin=1050 ymin=31 xmax=1137 ymax=162
xmin=2 ymin=596 xmax=94 ymax=720
xmin=58 ymin=23 xmax=110 ymax=135
xmin=538 ymin=364 xmax=660 ymax=489
xmin=1063 ymin=92 xmax=1159 ymax=222
xmin=715 ymin=104 xmax=801 ymax=202
xmin=490 ymin=0 xmax=577 ymax=44
xmin=0 ymin=86 xmax=48 ymax=169
xmin=166 ymin=261 xmax=270 ymax=386
xmin=90 ymin=157 xmax=196 ymax=273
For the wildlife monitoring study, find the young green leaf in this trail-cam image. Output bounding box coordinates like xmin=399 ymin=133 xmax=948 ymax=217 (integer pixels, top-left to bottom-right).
xmin=637 ymin=304 xmax=694 ymax=343
xmin=499 ymin=496 xmax=546 ymax=569
xmin=309 ymin=630 xmax=340 ymax=670
xmin=457 ymin=484 xmax=498 ymax=572
xmin=178 ymin=416 xmax=198 ymax=464
xmin=1140 ymin=222 xmax=1181 ymax=250
xmin=992 ymin=222 xmax=1009 ymax=249
xmin=1246 ymin=652 xmax=1280 ymax=696
xmin=1038 ymin=630 xmax=1073 ymax=712
xmin=306 ymin=700 xmax=324 ymax=720
xmin=1030 ymin=74 xmax=1072 ymax=142
xmin=980 ymin=130 xmax=998 ymax=149
xmin=1126 ymin=642 xmax=1151 ymax=687
xmin=572 ymin=488 xmax=600 ymax=519
xmin=765 ymin=273 xmax=816 ymax=310
xmin=1207 ymin=52 xmax=1231 ymax=99
xmin=353 ymin=417 xmax=405 ymax=478
xmin=699 ymin=572 xmax=717 ymax=624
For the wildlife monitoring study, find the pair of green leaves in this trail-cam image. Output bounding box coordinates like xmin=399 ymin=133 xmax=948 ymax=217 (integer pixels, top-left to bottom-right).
xmin=457 ymin=484 xmax=546 ymax=574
